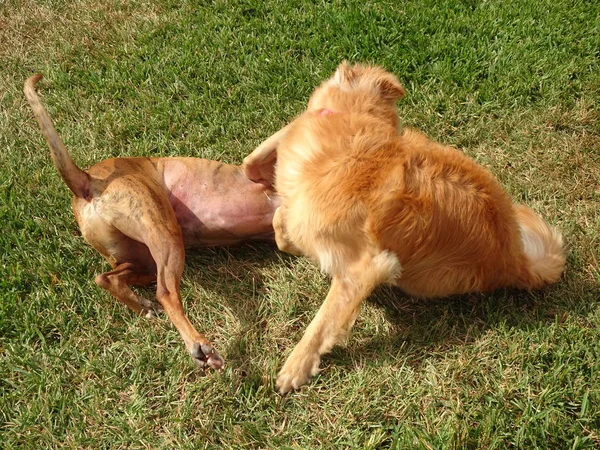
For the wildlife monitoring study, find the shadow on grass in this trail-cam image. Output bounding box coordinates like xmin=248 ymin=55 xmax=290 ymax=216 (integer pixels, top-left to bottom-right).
xmin=327 ymin=271 xmax=599 ymax=370
xmin=167 ymin=245 xmax=598 ymax=374
xmin=183 ymin=242 xmax=283 ymax=320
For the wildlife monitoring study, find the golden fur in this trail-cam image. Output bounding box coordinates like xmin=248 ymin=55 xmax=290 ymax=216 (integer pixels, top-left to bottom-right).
xmin=244 ymin=63 xmax=565 ymax=393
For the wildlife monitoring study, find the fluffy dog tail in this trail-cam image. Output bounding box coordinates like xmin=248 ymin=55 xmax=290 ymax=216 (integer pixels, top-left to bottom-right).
xmin=514 ymin=204 xmax=565 ymax=289
xmin=24 ymin=74 xmax=91 ymax=200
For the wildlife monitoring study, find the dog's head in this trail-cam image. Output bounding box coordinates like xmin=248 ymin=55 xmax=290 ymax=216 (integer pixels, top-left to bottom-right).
xmin=307 ymin=62 xmax=405 ymax=124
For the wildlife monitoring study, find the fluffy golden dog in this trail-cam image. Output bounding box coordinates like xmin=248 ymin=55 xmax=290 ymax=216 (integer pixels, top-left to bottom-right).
xmin=243 ymin=63 xmax=565 ymax=393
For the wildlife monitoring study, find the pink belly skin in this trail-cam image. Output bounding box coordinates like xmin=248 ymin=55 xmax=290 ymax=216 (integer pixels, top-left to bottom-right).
xmin=160 ymin=158 xmax=278 ymax=247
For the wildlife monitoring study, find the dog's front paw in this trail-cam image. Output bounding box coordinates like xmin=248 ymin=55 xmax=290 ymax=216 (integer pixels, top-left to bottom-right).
xmin=190 ymin=342 xmax=224 ymax=370
xmin=276 ymin=350 xmax=321 ymax=394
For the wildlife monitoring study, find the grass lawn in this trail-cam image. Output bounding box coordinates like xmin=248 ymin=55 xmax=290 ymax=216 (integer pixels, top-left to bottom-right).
xmin=1 ymin=0 xmax=599 ymax=447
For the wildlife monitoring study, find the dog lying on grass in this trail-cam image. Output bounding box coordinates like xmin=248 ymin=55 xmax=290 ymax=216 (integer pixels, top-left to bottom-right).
xmin=243 ymin=63 xmax=566 ymax=393
xmin=24 ymin=74 xmax=278 ymax=370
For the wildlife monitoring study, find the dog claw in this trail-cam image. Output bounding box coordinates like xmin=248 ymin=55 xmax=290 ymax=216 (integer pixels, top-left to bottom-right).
xmin=190 ymin=342 xmax=224 ymax=370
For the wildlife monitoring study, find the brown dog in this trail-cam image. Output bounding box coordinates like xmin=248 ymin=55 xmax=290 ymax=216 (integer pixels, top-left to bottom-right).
xmin=243 ymin=63 xmax=566 ymax=393
xmin=25 ymin=74 xmax=278 ymax=370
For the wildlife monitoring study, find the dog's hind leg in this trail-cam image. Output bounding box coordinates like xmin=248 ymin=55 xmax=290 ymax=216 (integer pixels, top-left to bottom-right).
xmin=95 ymin=262 xmax=159 ymax=317
xmin=78 ymin=211 xmax=161 ymax=316
xmin=98 ymin=211 xmax=225 ymax=370
xmin=276 ymin=250 xmax=401 ymax=393
xmin=94 ymin=219 xmax=224 ymax=370
xmin=79 ymin=168 xmax=224 ymax=370
xmin=143 ymin=232 xmax=224 ymax=370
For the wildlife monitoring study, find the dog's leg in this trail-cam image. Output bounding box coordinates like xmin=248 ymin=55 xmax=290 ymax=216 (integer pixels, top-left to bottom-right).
xmin=95 ymin=262 xmax=160 ymax=318
xmin=85 ymin=172 xmax=224 ymax=370
xmin=273 ymin=206 xmax=302 ymax=255
xmin=242 ymin=124 xmax=291 ymax=184
xmin=146 ymin=233 xmax=224 ymax=370
xmin=276 ymin=251 xmax=400 ymax=393
xmin=276 ymin=275 xmax=371 ymax=393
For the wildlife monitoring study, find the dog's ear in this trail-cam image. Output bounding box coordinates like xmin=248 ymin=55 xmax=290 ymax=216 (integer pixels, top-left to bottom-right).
xmin=376 ymin=72 xmax=405 ymax=101
xmin=332 ymin=63 xmax=405 ymax=101
xmin=331 ymin=61 xmax=357 ymax=86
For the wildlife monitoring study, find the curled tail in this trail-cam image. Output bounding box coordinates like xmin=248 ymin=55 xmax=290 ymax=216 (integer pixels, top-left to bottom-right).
xmin=514 ymin=204 xmax=565 ymax=289
xmin=24 ymin=74 xmax=91 ymax=199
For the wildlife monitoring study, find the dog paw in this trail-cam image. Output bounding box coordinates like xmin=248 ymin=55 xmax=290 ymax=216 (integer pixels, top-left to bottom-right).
xmin=276 ymin=351 xmax=321 ymax=394
xmin=190 ymin=342 xmax=224 ymax=371
xmin=144 ymin=309 xmax=158 ymax=319
xmin=139 ymin=297 xmax=163 ymax=318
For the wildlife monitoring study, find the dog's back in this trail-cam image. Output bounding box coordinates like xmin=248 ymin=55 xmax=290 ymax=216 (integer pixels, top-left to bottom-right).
xmin=368 ymin=129 xmax=529 ymax=296
xmin=279 ymin=118 xmax=563 ymax=297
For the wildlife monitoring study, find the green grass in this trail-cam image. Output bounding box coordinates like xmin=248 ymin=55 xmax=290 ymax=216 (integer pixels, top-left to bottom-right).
xmin=1 ymin=0 xmax=599 ymax=447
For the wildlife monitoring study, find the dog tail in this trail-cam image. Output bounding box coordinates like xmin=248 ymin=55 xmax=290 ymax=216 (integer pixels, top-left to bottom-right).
xmin=24 ymin=74 xmax=91 ymax=199
xmin=514 ymin=204 xmax=565 ymax=289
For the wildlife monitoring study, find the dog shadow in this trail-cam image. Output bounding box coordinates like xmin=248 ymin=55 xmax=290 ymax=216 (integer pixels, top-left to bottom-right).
xmin=182 ymin=242 xmax=284 ymax=324
xmin=172 ymin=247 xmax=597 ymax=374
xmin=327 ymin=268 xmax=598 ymax=370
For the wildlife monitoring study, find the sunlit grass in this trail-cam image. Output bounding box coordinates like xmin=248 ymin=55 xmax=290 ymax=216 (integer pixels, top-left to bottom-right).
xmin=1 ymin=0 xmax=599 ymax=447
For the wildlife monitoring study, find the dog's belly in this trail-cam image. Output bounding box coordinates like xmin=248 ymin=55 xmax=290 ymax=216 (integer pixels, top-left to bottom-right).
xmin=162 ymin=159 xmax=277 ymax=246
xmin=170 ymin=188 xmax=276 ymax=246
